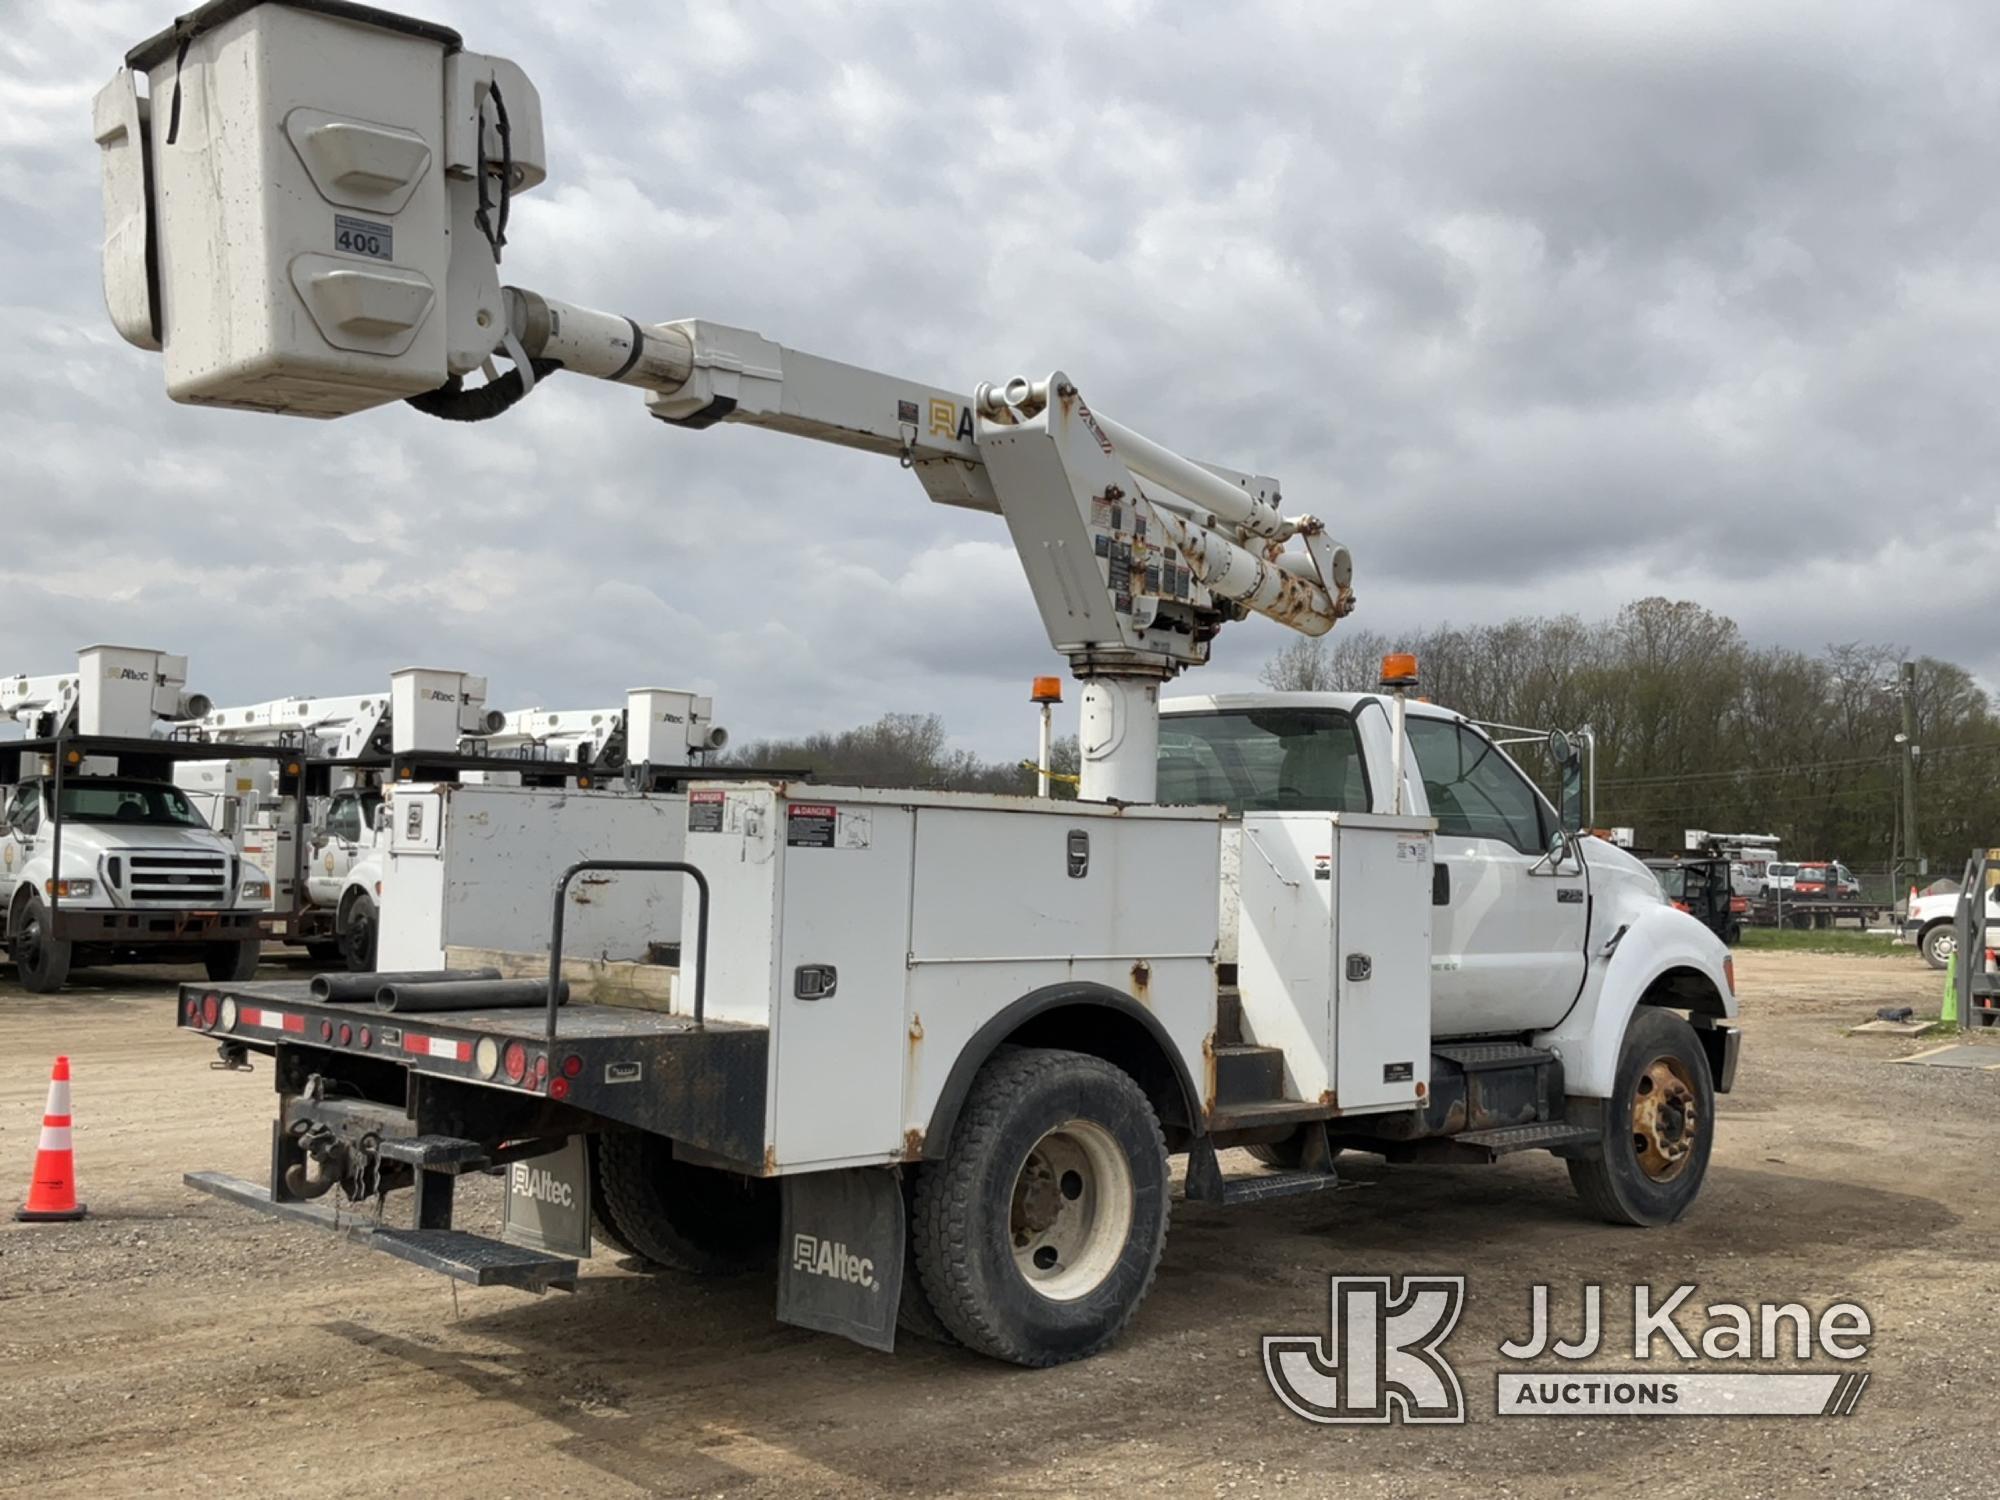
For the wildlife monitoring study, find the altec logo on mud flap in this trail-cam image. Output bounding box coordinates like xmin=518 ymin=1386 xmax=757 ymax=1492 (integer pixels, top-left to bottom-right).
xmin=792 ymin=1233 xmax=876 ymax=1290
xmin=1265 ymin=1279 xmax=1875 ymax=1424
xmin=509 ymin=1162 xmax=575 ymax=1209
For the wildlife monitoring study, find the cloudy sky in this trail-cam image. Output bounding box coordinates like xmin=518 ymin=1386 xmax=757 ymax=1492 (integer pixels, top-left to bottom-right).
xmin=5 ymin=1 xmax=1999 ymax=757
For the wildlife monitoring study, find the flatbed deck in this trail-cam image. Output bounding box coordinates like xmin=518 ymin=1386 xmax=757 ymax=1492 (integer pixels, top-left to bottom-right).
xmin=177 ymin=975 xmax=769 ymax=1168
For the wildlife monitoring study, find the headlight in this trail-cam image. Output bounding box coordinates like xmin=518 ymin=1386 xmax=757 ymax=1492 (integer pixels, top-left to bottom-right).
xmin=242 ymin=880 xmax=272 ymax=901
xmin=44 ymin=878 xmax=94 ymax=900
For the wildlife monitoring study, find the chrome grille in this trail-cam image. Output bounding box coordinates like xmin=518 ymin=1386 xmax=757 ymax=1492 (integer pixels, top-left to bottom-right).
xmin=124 ymin=852 xmax=230 ymax=904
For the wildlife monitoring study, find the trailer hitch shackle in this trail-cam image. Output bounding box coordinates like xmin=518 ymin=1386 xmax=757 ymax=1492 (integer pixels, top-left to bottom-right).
xmin=547 ymin=858 xmax=711 ymax=1045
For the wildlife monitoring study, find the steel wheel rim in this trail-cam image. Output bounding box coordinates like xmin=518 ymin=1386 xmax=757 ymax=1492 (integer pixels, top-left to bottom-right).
xmin=19 ymin=908 xmax=43 ymax=968
xmin=1931 ymin=931 xmax=1956 ymax=961
xmin=1009 ymin=1118 xmax=1134 ymax=1302
xmin=1631 ymin=1056 xmax=1699 ymax=1183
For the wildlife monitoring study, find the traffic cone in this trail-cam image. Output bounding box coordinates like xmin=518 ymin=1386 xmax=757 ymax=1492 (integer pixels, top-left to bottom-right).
xmin=14 ymin=1056 xmax=86 ymax=1222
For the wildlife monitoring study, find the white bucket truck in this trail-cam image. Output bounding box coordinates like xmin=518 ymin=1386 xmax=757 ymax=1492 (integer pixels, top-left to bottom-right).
xmin=0 ymin=646 xmax=274 ymax=991
xmin=103 ymin=0 xmax=1738 ymax=1368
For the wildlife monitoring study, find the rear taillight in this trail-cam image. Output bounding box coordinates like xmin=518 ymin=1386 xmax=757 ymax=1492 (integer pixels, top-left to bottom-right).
xmin=319 ymin=1020 xmax=334 ymax=1042
xmin=338 ymin=1024 xmax=353 ymax=1047
xmin=357 ymin=1026 xmax=373 ymax=1050
xmin=561 ymin=1054 xmax=582 ymax=1079
xmin=502 ymin=1041 xmax=527 ymax=1084
xmin=550 ymin=1077 xmax=571 ymax=1102
xmin=184 ymin=996 xmax=201 ymax=1024
xmin=200 ymin=992 xmax=221 ymax=1027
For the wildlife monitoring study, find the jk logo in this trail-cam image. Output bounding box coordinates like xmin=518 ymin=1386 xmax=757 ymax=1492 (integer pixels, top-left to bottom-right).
xmin=1263 ymin=1276 xmax=1467 ymax=1424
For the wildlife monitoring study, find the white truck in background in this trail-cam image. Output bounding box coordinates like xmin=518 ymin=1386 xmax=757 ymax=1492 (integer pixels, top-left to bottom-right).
xmin=0 ymin=646 xmax=273 ymax=992
xmin=107 ymin=0 xmax=1739 ymax=1370
xmin=181 ymin=669 xmax=504 ymax=968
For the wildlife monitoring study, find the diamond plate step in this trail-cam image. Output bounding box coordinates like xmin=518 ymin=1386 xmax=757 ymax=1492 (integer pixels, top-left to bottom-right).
xmin=375 ymin=1134 xmax=491 ymax=1174
xmin=185 ymin=1171 xmax=576 ymax=1291
xmin=1432 ymin=1042 xmax=1557 ymax=1072
xmin=1452 ymin=1122 xmax=1597 ymax=1157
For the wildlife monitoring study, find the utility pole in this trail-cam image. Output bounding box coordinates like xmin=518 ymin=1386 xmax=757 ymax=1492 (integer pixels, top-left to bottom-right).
xmin=1900 ymin=659 xmax=1920 ymax=889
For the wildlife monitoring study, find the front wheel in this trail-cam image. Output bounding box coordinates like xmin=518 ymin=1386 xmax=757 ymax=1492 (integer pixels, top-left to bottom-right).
xmin=11 ymin=894 xmax=72 ymax=993
xmin=1567 ymin=1008 xmax=1715 ymax=1227
xmin=202 ymin=939 xmax=261 ymax=983
xmin=339 ymin=893 xmax=378 ymax=973
xmin=911 ymin=1047 xmax=1169 ymax=1367
xmin=1920 ymin=923 xmax=1955 ymax=970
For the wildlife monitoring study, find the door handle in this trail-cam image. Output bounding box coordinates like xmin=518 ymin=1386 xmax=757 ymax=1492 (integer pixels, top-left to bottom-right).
xmin=1432 ymin=865 xmax=1451 ymax=905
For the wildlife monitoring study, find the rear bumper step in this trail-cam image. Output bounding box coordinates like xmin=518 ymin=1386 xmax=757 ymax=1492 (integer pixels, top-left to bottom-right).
xmin=184 ymin=1170 xmax=577 ymax=1292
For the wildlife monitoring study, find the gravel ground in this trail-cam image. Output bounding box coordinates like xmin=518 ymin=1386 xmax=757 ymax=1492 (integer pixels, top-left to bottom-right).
xmin=0 ymin=948 xmax=1995 ymax=1498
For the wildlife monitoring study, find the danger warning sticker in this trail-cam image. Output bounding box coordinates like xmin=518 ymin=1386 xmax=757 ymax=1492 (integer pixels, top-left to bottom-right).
xmin=787 ymin=803 xmax=838 ymax=847
xmin=687 ymin=788 xmax=725 ymax=833
xmin=786 ymin=803 xmax=872 ymax=849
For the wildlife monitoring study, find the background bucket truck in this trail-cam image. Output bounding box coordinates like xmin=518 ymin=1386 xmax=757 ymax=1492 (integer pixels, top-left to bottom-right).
xmin=0 ymin=646 xmax=280 ymax=992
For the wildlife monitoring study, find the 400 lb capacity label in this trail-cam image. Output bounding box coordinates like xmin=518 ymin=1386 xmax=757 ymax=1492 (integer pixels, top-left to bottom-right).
xmin=334 ymin=214 xmax=393 ymax=261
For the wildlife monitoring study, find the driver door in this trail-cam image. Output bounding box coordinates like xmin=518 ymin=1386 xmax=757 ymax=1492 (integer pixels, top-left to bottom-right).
xmin=306 ymin=790 xmax=366 ymax=906
xmin=1405 ymin=717 xmax=1588 ymax=1036
xmin=1 ymin=784 xmax=42 ymax=896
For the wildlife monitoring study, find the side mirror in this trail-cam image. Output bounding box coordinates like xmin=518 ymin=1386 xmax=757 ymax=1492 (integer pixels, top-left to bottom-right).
xmin=1546 ymin=826 xmax=1570 ymax=864
xmin=1546 ymin=728 xmax=1572 ymax=766
xmin=1559 ymin=757 xmax=1585 ymax=835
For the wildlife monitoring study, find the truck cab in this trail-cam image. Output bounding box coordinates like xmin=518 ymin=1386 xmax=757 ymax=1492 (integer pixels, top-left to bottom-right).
xmin=305 ymin=785 xmax=387 ymax=971
xmin=1161 ymin=691 xmax=1704 ymax=1042
xmin=1 ymin=774 xmax=269 ymax=992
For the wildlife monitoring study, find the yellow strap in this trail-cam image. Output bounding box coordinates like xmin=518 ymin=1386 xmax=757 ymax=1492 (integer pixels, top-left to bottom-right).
xmin=1019 ymin=760 xmax=1082 ymax=787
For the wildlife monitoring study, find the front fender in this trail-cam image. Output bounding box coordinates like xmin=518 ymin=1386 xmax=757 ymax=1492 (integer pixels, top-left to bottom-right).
xmin=1533 ymin=903 xmax=1736 ymax=1098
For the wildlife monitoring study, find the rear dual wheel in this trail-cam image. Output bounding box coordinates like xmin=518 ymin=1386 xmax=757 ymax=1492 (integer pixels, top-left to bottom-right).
xmin=593 ymin=1131 xmax=778 ymax=1274
xmin=911 ymin=1047 xmax=1169 ymax=1367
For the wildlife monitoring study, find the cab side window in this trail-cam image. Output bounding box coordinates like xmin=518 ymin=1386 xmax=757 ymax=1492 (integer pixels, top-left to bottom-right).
xmin=325 ymin=795 xmax=361 ymax=843
xmin=1406 ymin=718 xmax=1549 ymax=854
xmin=6 ymin=784 xmax=41 ymax=836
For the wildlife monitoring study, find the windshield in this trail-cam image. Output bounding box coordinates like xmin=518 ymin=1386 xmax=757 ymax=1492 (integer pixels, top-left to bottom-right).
xmin=1653 ymin=866 xmax=1687 ymax=898
xmin=57 ymin=780 xmax=209 ymax=829
xmin=1769 ymin=864 xmax=1795 ymax=877
xmin=1157 ymin=709 xmax=1371 ymax=814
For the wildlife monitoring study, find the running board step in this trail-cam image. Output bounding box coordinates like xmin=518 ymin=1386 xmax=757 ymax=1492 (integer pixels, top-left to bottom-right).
xmin=184 ymin=1171 xmax=576 ymax=1292
xmin=1451 ymin=1122 xmax=1598 ymax=1158
xmin=1182 ymin=1137 xmax=1339 ymax=1206
xmin=1432 ymin=1042 xmax=1557 ymax=1072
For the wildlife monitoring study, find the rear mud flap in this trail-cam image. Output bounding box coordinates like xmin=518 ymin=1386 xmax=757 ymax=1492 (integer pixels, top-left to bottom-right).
xmin=776 ymin=1167 xmax=904 ymax=1353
